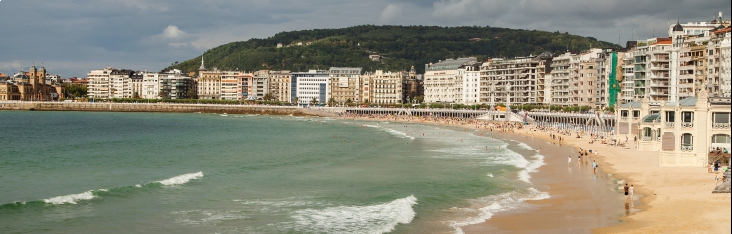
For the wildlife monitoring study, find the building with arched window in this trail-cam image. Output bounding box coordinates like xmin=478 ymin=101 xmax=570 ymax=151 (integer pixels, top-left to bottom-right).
xmin=616 ymin=89 xmax=731 ymax=167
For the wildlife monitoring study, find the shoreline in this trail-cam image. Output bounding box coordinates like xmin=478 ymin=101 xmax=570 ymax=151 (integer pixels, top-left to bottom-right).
xmin=340 ymin=114 xmax=730 ymax=233
xmin=346 ymin=115 xmax=627 ymax=233
xmin=5 ymin=109 xmax=730 ymax=233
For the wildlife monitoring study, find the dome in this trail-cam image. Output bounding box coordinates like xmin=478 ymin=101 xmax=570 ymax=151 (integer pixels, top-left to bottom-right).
xmin=673 ymin=22 xmax=684 ymax=32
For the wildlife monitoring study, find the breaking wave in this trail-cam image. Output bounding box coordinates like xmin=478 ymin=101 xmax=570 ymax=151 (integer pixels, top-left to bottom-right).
xmin=1 ymin=172 xmax=203 ymax=207
xmin=449 ymin=188 xmax=549 ymax=234
xmin=288 ymin=195 xmax=418 ymax=234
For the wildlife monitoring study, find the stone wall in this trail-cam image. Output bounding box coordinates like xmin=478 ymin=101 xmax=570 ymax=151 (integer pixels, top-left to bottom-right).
xmin=0 ymin=102 xmax=316 ymax=116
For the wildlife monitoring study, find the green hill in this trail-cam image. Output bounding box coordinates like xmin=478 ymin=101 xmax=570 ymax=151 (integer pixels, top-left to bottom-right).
xmin=165 ymin=25 xmax=619 ymax=74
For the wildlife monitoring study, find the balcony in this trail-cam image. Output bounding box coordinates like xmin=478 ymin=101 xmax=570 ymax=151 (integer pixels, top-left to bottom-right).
xmin=712 ymin=123 xmax=730 ymax=129
xmin=665 ymin=122 xmax=675 ymax=128
xmin=682 ymin=122 xmax=694 ymax=128
xmin=681 ymin=145 xmax=694 ymax=152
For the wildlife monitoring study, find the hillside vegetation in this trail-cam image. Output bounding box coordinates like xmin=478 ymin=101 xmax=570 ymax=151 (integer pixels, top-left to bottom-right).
xmin=165 ymin=25 xmax=619 ymax=74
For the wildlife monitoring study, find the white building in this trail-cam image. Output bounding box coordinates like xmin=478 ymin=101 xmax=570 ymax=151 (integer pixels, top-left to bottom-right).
xmin=368 ymin=70 xmax=404 ymax=105
xmin=293 ymin=70 xmax=329 ymax=105
xmin=616 ymin=90 xmax=731 ymax=167
xmin=462 ymin=63 xmax=481 ymax=104
xmin=87 ymin=67 xmax=134 ymax=99
xmin=424 ymin=57 xmax=477 ymax=104
xmin=141 ymin=72 xmax=160 ymax=99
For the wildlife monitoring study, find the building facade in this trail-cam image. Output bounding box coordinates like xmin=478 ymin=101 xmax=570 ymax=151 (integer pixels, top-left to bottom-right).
xmin=424 ymin=57 xmax=477 ymax=104
xmin=328 ymin=67 xmax=362 ymax=104
xmin=615 ymin=90 xmax=731 ymax=167
xmin=293 ymin=70 xmax=329 ymax=105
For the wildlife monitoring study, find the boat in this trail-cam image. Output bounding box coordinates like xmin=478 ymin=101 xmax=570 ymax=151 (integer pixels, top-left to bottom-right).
xmin=220 ymin=113 xmax=228 ymax=117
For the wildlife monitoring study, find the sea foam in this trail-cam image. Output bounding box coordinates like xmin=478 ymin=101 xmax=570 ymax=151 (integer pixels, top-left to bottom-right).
xmin=450 ymin=188 xmax=549 ymax=234
xmin=384 ymin=128 xmax=415 ymax=140
xmin=156 ymin=172 xmax=204 ymax=185
xmin=43 ymin=190 xmax=97 ymax=205
xmin=291 ymin=195 xmax=417 ymax=234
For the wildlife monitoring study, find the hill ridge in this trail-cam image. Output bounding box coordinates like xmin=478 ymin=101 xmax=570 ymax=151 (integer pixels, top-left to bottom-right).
xmin=165 ymin=25 xmax=619 ymax=74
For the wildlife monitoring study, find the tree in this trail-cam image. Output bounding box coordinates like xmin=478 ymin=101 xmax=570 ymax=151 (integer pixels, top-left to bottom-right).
xmin=158 ymin=90 xmax=169 ymax=99
xmin=327 ymin=97 xmax=335 ymax=106
xmin=263 ymin=93 xmax=275 ymax=101
xmin=293 ymin=97 xmax=299 ymax=105
xmin=310 ymin=97 xmax=318 ymax=105
xmin=132 ymin=92 xmax=140 ymax=99
xmin=186 ymin=89 xmax=198 ymax=99
xmin=64 ymin=83 xmax=87 ymax=99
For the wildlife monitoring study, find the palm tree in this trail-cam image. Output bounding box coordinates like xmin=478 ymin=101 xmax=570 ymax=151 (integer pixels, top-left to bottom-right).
xmin=310 ymin=97 xmax=318 ymax=105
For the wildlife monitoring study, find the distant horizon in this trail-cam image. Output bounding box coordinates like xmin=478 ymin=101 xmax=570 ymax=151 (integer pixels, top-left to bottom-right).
xmin=0 ymin=0 xmax=728 ymax=78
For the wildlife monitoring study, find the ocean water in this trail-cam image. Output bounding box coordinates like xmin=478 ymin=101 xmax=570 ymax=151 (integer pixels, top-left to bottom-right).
xmin=0 ymin=111 xmax=546 ymax=233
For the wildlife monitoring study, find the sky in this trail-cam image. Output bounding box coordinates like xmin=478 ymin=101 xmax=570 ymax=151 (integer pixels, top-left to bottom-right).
xmin=0 ymin=0 xmax=729 ymax=78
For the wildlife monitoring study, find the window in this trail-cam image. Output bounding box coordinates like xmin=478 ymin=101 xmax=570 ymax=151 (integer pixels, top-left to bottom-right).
xmin=681 ymin=133 xmax=693 ymax=151
xmin=665 ymin=111 xmax=675 ymax=122
xmin=712 ymin=134 xmax=731 ymax=144
xmin=682 ymin=112 xmax=693 ymax=122
xmin=633 ymin=110 xmax=640 ymax=118
xmin=643 ymin=127 xmax=652 ymax=137
xmin=713 ymin=112 xmax=730 ymax=124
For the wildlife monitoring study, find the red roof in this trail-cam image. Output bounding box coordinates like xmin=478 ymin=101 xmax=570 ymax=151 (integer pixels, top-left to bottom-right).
xmin=714 ymin=27 xmax=731 ymax=34
xmin=655 ymin=37 xmax=672 ymax=45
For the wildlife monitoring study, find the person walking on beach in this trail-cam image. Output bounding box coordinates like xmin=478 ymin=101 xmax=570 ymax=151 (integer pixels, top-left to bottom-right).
xmin=623 ymin=183 xmax=630 ymax=206
xmin=592 ymin=160 xmax=598 ymax=174
xmin=629 ymin=185 xmax=635 ymax=207
xmin=577 ymin=155 xmax=582 ymax=166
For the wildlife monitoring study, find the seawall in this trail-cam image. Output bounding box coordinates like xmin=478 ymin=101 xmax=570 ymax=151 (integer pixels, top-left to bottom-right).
xmin=0 ymin=102 xmax=339 ymax=117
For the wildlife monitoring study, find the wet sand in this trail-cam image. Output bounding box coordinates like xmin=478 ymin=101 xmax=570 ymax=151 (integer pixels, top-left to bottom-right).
xmin=461 ymin=133 xmax=627 ymax=233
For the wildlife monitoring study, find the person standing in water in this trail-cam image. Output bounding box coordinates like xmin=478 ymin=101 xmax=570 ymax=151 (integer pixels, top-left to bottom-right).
xmin=592 ymin=160 xmax=598 ymax=174
xmin=568 ymin=155 xmax=572 ymax=166
xmin=623 ymin=183 xmax=630 ymax=206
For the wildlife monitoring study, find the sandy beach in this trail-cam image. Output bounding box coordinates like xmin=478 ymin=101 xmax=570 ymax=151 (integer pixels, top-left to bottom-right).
xmin=342 ymin=114 xmax=731 ymax=233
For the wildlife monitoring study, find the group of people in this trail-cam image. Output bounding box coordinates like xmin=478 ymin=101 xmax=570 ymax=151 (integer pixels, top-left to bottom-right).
xmin=623 ymin=183 xmax=635 ymax=208
xmin=567 ymin=148 xmax=599 ymax=174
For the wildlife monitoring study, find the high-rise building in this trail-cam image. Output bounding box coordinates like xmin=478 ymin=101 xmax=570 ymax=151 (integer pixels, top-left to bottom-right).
xmin=481 ymin=57 xmax=542 ymax=106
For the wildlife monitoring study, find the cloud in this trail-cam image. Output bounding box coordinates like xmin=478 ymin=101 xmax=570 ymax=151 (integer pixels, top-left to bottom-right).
xmin=380 ymin=4 xmax=402 ymax=24
xmin=0 ymin=0 xmax=729 ymax=78
xmin=161 ymin=25 xmax=187 ymax=39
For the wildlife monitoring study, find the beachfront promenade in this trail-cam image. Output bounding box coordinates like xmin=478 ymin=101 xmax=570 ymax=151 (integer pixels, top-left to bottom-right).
xmin=1 ymin=101 xmax=615 ymax=126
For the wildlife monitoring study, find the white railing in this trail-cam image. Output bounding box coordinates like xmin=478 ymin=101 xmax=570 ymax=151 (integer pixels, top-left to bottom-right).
xmin=681 ymin=145 xmax=694 ymax=152
xmin=642 ymin=136 xmax=652 ymax=141
xmin=665 ymin=122 xmax=675 ymax=128
xmin=712 ymin=123 xmax=730 ymax=129
xmin=682 ymin=122 xmax=694 ymax=128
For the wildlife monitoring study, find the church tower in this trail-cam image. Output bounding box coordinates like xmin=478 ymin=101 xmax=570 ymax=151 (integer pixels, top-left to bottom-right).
xmin=39 ymin=64 xmax=47 ymax=84
xmin=29 ymin=64 xmax=38 ymax=85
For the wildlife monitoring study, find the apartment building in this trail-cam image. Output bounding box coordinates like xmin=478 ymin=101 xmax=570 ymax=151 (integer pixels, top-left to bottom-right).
xmin=141 ymin=72 xmax=160 ymax=99
xmin=159 ymin=70 xmax=193 ymax=99
xmin=424 ymin=57 xmax=477 ymax=104
xmin=368 ymin=70 xmax=404 ymax=105
xmin=238 ymin=72 xmax=253 ymax=100
xmin=269 ymin=70 xmax=291 ymax=102
xmin=252 ymin=70 xmax=270 ymax=100
xmin=462 ymin=63 xmax=481 ymax=104
xmin=328 ymin=67 xmax=362 ymax=104
xmin=220 ymin=71 xmax=239 ymax=100
xmin=550 ymin=53 xmax=572 ymax=105
xmin=481 ymin=57 xmax=542 ymax=106
xmin=197 ymin=68 xmax=222 ymax=99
